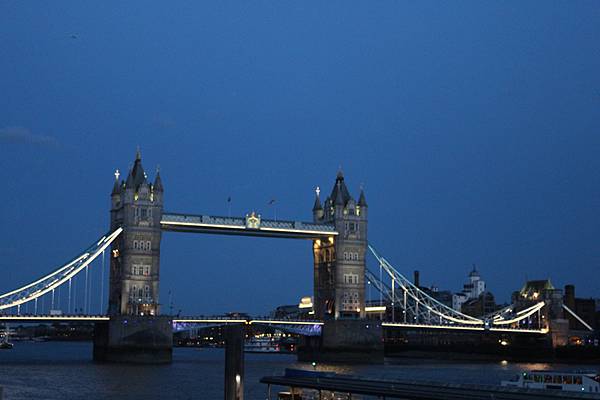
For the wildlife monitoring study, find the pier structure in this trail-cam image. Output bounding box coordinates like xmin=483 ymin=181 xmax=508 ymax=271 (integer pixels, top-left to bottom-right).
xmin=261 ymin=372 xmax=600 ymax=400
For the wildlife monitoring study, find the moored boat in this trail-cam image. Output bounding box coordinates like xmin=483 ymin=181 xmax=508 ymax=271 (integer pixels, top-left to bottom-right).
xmin=501 ymin=370 xmax=600 ymax=393
xmin=245 ymin=338 xmax=280 ymax=353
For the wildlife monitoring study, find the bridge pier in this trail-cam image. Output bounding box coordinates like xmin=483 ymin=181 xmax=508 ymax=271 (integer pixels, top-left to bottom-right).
xmin=224 ymin=324 xmax=245 ymax=400
xmin=93 ymin=316 xmax=173 ymax=363
xmin=298 ymin=320 xmax=383 ymax=364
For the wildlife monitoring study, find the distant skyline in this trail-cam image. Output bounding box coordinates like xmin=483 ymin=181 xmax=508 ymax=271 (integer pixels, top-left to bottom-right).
xmin=1 ymin=2 xmax=599 ymax=315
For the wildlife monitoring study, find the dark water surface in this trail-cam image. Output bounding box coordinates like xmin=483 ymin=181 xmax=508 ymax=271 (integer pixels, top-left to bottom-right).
xmin=0 ymin=342 xmax=597 ymax=399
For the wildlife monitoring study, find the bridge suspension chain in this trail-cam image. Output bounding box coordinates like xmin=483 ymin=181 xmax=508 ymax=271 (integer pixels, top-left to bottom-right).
xmin=0 ymin=228 xmax=122 ymax=312
xmin=367 ymin=245 xmax=484 ymax=326
xmin=366 ymin=244 xmax=547 ymax=331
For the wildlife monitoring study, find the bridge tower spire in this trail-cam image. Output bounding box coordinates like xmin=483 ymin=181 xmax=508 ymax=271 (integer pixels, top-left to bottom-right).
xmin=312 ymin=170 xmax=368 ymax=320
xmin=108 ymin=150 xmax=163 ymax=316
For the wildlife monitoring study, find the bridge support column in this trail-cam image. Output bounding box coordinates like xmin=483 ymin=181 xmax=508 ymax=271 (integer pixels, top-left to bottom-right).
xmin=298 ymin=320 xmax=383 ymax=364
xmin=549 ymin=319 xmax=570 ymax=348
xmin=224 ymin=324 xmax=244 ymax=400
xmin=93 ymin=316 xmax=172 ymax=363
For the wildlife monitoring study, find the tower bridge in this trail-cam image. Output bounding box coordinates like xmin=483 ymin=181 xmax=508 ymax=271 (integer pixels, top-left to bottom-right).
xmin=0 ymin=150 xmax=586 ymax=364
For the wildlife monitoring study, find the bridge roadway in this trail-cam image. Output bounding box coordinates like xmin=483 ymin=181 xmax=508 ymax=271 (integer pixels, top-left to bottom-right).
xmin=160 ymin=212 xmax=338 ymax=239
xmin=0 ymin=315 xmax=547 ymax=334
xmin=0 ymin=314 xmax=323 ymax=326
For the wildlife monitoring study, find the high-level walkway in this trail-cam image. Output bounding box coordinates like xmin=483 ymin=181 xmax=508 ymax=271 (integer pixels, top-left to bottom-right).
xmin=161 ymin=212 xmax=337 ymax=239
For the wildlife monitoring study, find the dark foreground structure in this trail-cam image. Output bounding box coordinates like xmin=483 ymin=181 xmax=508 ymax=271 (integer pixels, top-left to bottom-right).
xmin=298 ymin=320 xmax=384 ymax=363
xmin=261 ymin=372 xmax=600 ymax=400
xmin=93 ymin=316 xmax=172 ymax=363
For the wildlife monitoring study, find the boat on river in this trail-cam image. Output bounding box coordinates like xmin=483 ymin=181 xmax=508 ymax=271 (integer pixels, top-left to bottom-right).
xmin=245 ymin=338 xmax=280 ymax=353
xmin=501 ymin=370 xmax=600 ymax=393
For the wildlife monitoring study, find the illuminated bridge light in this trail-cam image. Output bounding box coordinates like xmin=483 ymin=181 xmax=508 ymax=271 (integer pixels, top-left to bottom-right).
xmin=365 ymin=306 xmax=386 ymax=312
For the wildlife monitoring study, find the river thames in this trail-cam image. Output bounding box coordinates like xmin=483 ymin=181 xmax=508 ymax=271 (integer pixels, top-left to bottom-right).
xmin=1 ymin=342 xmax=597 ymax=399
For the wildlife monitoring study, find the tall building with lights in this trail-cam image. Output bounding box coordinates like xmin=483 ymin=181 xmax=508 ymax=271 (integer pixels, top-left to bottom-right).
xmin=108 ymin=150 xmax=163 ymax=316
xmin=312 ymin=171 xmax=368 ymax=319
xmin=452 ymin=266 xmax=486 ymax=311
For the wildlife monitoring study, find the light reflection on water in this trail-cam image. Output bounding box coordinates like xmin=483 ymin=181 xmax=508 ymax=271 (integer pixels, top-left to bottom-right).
xmin=0 ymin=342 xmax=596 ymax=400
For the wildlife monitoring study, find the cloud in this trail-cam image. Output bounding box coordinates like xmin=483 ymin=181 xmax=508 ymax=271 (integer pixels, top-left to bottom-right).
xmin=0 ymin=126 xmax=59 ymax=147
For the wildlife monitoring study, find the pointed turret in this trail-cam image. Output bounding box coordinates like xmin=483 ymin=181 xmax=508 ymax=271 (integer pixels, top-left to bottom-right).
xmin=330 ymin=169 xmax=352 ymax=206
xmin=312 ymin=186 xmax=323 ymax=221
xmin=154 ymin=169 xmax=164 ymax=192
xmin=131 ymin=150 xmax=147 ymax=188
xmin=112 ymin=179 xmax=121 ymax=195
xmin=124 ymin=149 xmax=148 ymax=191
xmin=111 ymin=169 xmax=123 ymax=210
xmin=312 ymin=187 xmax=322 ymax=211
xmin=358 ymin=188 xmax=367 ymax=207
xmin=334 ymin=181 xmax=345 ymax=206
xmin=125 ymin=167 xmax=134 ymax=188
xmin=111 ymin=170 xmax=121 ymax=196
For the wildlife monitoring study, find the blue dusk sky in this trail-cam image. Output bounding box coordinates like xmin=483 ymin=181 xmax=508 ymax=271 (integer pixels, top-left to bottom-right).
xmin=1 ymin=2 xmax=599 ymax=315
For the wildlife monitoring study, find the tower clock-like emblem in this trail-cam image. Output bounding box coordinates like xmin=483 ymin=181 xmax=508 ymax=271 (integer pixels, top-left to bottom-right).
xmin=245 ymin=211 xmax=261 ymax=229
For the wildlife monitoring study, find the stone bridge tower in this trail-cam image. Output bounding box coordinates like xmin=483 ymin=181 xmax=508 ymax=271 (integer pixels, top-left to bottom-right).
xmin=108 ymin=150 xmax=163 ymax=316
xmin=312 ymin=171 xmax=368 ymax=319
